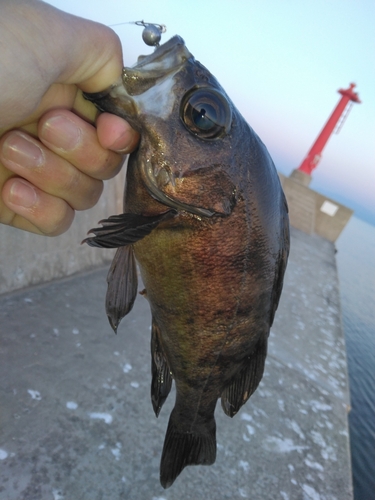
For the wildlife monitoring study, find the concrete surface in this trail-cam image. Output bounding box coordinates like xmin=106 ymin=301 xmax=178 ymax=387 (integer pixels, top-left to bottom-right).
xmin=0 ymin=227 xmax=353 ymax=500
xmin=0 ymin=168 xmax=125 ymax=295
xmin=278 ymin=171 xmax=353 ymax=242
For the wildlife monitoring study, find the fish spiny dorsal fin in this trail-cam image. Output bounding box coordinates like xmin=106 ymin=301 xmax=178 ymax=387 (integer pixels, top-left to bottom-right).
xmin=106 ymin=246 xmax=138 ymax=333
xmin=221 ymin=334 xmax=268 ymax=417
xmin=151 ymin=319 xmax=173 ymax=416
xmin=160 ymin=408 xmax=216 ymax=489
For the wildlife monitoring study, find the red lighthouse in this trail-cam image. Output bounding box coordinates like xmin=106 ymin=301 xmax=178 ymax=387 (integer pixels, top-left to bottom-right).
xmin=298 ymin=83 xmax=361 ymax=176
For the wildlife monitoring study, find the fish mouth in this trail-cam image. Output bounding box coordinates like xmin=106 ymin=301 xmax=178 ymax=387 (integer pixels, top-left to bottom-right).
xmin=143 ymin=160 xmax=215 ymax=218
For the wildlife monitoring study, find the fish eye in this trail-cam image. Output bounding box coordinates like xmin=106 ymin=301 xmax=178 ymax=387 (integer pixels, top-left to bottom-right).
xmin=180 ymin=88 xmax=232 ymax=139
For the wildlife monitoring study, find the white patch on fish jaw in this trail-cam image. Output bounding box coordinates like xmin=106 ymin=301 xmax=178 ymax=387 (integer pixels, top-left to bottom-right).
xmin=111 ymin=70 xmax=179 ymax=121
xmin=133 ymin=74 xmax=178 ymax=120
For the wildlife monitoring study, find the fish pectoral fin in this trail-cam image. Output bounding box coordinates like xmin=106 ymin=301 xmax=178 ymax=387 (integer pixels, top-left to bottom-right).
xmin=160 ymin=408 xmax=216 ymax=489
xmin=82 ymin=210 xmax=176 ymax=248
xmin=105 ymin=246 xmax=138 ymax=333
xmin=221 ymin=334 xmax=268 ymax=418
xmin=151 ymin=319 xmax=172 ymax=416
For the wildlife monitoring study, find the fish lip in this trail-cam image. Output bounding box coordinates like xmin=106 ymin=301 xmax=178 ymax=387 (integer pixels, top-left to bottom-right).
xmin=133 ymin=35 xmax=191 ymax=69
xmin=142 ymin=159 xmax=215 ymax=218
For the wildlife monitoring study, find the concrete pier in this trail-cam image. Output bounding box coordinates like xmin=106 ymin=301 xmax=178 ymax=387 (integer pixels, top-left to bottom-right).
xmin=0 ymin=227 xmax=353 ymax=500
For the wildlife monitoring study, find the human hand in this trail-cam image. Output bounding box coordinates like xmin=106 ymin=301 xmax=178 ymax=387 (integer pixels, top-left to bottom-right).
xmin=0 ymin=0 xmax=139 ymax=236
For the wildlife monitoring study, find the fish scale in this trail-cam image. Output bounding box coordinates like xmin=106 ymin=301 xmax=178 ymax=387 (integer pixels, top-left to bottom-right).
xmin=84 ymin=34 xmax=289 ymax=488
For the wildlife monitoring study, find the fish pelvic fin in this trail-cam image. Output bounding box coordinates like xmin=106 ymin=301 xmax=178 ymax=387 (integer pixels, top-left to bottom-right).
xmin=160 ymin=408 xmax=216 ymax=489
xmin=221 ymin=334 xmax=268 ymax=417
xmin=82 ymin=210 xmax=176 ymax=248
xmin=106 ymin=246 xmax=138 ymax=333
xmin=151 ymin=319 xmax=172 ymax=416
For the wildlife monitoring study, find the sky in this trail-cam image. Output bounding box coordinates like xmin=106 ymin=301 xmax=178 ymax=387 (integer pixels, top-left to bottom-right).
xmin=49 ymin=0 xmax=375 ymax=224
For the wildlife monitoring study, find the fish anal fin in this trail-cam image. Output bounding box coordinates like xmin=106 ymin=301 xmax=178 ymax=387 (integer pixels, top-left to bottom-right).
xmin=151 ymin=319 xmax=172 ymax=416
xmin=160 ymin=408 xmax=216 ymax=489
xmin=221 ymin=335 xmax=268 ymax=418
xmin=105 ymin=246 xmax=138 ymax=333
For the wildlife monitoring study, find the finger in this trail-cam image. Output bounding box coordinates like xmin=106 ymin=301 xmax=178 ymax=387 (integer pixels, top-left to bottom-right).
xmin=2 ymin=177 xmax=74 ymax=236
xmin=0 ymin=130 xmax=103 ymax=211
xmin=96 ymin=113 xmax=140 ymax=154
xmin=38 ymin=109 xmax=125 ymax=180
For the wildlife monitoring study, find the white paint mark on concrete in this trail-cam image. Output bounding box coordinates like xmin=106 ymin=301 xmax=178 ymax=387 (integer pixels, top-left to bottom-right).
xmin=0 ymin=449 xmax=8 ymax=460
xmin=242 ymin=433 xmax=250 ymax=442
xmin=302 ymin=484 xmax=321 ymax=499
xmin=287 ymin=420 xmax=305 ymax=440
xmin=240 ymin=412 xmax=252 ymax=422
xmin=27 ymin=389 xmax=41 ymax=400
xmin=278 ymin=399 xmax=285 ymax=412
xmin=123 ymin=363 xmax=132 ymax=373
xmin=265 ymin=436 xmax=308 ymax=453
xmin=239 ymin=460 xmax=250 ymax=472
xmin=280 ymin=492 xmax=289 ymax=500
xmin=130 ymin=381 xmax=139 ymax=388
xmin=89 ymin=412 xmax=113 ymax=424
xmin=310 ymin=400 xmax=332 ymax=412
xmin=52 ymin=489 xmax=64 ymax=500
xmin=246 ymin=424 xmax=255 ymax=435
xmin=111 ymin=448 xmax=121 ymax=460
xmin=305 ymin=458 xmax=324 ymax=471
xmin=321 ymin=446 xmax=337 ymax=461
xmin=66 ymin=401 xmax=78 ymax=410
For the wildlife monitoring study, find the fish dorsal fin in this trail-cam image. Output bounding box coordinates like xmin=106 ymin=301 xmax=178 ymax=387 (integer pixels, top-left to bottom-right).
xmin=83 ymin=210 xmax=176 ymax=248
xmin=221 ymin=334 xmax=268 ymax=417
xmin=106 ymin=246 xmax=138 ymax=332
xmin=151 ymin=319 xmax=173 ymax=416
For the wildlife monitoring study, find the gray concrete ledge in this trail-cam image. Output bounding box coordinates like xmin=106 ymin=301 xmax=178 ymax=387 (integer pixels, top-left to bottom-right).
xmin=0 ymin=168 xmax=126 ymax=296
xmin=0 ymin=228 xmax=353 ymax=499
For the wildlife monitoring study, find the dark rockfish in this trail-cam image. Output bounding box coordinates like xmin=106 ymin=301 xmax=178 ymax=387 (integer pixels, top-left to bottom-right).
xmin=84 ymin=36 xmax=289 ymax=488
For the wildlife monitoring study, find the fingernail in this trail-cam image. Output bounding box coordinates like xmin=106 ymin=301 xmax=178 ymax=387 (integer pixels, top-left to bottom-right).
xmin=2 ymin=132 xmax=44 ymax=168
xmin=9 ymin=179 xmax=38 ymax=208
xmin=41 ymin=115 xmax=81 ymax=151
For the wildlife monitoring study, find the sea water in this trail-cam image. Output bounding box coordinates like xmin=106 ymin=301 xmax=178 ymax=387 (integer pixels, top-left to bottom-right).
xmin=336 ymin=216 xmax=375 ymax=500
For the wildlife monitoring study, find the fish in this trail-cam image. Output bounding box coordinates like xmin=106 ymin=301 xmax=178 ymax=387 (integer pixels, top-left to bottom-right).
xmin=83 ymin=35 xmax=290 ymax=488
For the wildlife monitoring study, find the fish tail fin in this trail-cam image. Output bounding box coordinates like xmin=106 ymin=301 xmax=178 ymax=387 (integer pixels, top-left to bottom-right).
xmin=160 ymin=408 xmax=216 ymax=489
xmin=221 ymin=334 xmax=268 ymax=417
